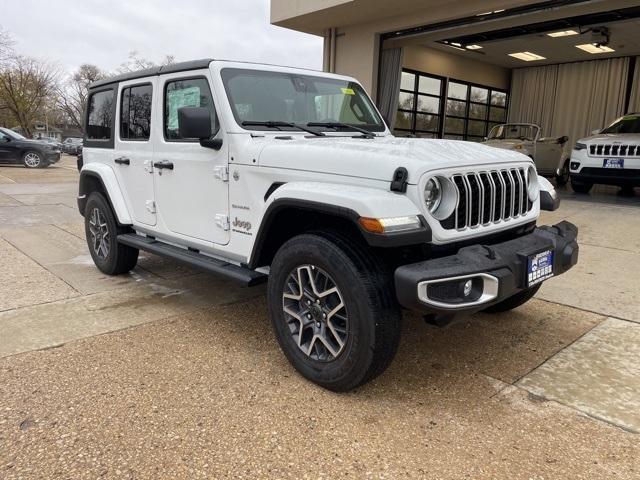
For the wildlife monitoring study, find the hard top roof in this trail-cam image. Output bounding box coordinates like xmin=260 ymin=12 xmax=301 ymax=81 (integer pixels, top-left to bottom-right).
xmin=89 ymin=59 xmax=214 ymax=89
xmin=88 ymin=58 xmax=330 ymax=90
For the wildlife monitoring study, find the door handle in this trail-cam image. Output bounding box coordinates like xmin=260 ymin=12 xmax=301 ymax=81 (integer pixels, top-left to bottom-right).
xmin=115 ymin=157 xmax=130 ymax=165
xmin=153 ymin=161 xmax=174 ymax=170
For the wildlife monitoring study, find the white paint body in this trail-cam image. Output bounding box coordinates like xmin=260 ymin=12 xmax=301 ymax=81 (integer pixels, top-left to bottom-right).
xmin=82 ymin=61 xmax=548 ymax=267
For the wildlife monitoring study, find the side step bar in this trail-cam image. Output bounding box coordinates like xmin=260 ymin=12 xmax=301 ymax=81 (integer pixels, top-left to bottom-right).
xmin=118 ymin=233 xmax=267 ymax=287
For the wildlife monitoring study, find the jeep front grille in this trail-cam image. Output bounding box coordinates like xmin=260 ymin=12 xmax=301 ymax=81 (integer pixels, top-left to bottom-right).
xmin=589 ymin=144 xmax=639 ymax=157
xmin=440 ymin=168 xmax=533 ymax=231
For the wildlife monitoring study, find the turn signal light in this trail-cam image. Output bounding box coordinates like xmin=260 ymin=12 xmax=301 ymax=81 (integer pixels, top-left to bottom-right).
xmin=358 ymin=215 xmax=421 ymax=234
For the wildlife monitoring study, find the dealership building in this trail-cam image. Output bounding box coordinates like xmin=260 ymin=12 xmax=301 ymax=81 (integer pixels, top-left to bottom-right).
xmin=271 ymin=0 xmax=640 ymax=144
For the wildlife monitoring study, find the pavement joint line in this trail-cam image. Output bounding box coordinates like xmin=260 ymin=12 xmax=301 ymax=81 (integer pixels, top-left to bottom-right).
xmin=1 ymin=235 xmax=81 ymax=296
xmin=509 ymin=316 xmax=605 ymax=388
xmin=0 ymin=300 xmax=231 ymax=361
xmin=0 ymin=173 xmax=16 ymax=183
xmin=578 ymin=241 xmax=639 ymax=254
xmin=534 ymin=296 xmax=637 ymax=324
xmin=51 ymin=223 xmax=85 ymax=241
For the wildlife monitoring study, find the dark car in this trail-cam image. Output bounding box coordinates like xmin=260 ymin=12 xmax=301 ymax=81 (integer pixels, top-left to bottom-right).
xmin=0 ymin=127 xmax=61 ymax=168
xmin=76 ymin=148 xmax=83 ymax=171
xmin=62 ymin=137 xmax=83 ymax=155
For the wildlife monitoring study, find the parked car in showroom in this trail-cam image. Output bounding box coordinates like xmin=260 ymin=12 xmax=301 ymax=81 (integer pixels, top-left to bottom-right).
xmin=484 ymin=123 xmax=571 ymax=185
xmin=62 ymin=137 xmax=83 ymax=155
xmin=78 ymin=59 xmax=579 ymax=392
xmin=0 ymin=127 xmax=61 ymax=168
xmin=570 ymin=114 xmax=640 ymax=193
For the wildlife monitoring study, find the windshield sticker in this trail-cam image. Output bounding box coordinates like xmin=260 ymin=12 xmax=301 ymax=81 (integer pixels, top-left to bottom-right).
xmin=341 ymin=87 xmax=355 ymax=95
xmin=167 ymin=86 xmax=201 ymax=130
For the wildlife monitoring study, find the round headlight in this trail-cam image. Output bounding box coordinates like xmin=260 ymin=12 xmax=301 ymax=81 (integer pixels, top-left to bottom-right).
xmin=527 ymin=165 xmax=539 ymax=201
xmin=424 ymin=177 xmax=442 ymax=213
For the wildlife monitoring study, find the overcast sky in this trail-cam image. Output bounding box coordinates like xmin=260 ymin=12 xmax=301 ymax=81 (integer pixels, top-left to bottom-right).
xmin=1 ymin=0 xmax=323 ymax=74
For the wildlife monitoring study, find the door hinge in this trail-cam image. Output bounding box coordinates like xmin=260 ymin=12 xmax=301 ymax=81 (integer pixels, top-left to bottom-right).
xmin=214 ymin=166 xmax=229 ymax=182
xmin=215 ymin=214 xmax=230 ymax=231
xmin=145 ymin=200 xmax=156 ymax=214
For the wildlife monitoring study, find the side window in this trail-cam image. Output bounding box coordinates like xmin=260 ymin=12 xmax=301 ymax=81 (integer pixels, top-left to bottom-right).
xmin=86 ymin=89 xmax=115 ymax=140
xmin=120 ymin=84 xmax=153 ymax=141
xmin=164 ymin=77 xmax=218 ymax=141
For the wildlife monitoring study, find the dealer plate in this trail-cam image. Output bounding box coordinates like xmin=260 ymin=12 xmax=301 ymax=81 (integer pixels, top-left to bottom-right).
xmin=603 ymin=158 xmax=624 ymax=169
xmin=527 ymin=250 xmax=554 ymax=287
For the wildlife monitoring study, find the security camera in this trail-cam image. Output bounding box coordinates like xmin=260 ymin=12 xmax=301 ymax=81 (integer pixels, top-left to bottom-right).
xmin=590 ymin=26 xmax=610 ymax=47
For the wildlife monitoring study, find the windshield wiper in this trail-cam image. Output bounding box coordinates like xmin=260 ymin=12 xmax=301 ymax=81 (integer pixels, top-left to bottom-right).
xmin=307 ymin=122 xmax=376 ymax=138
xmin=241 ymin=121 xmax=325 ymax=137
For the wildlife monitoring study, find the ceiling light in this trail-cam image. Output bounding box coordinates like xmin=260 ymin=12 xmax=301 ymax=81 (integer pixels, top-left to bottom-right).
xmin=575 ymin=43 xmax=615 ymax=54
xmin=547 ymin=30 xmax=579 ymax=37
xmin=466 ymin=44 xmax=483 ymax=50
xmin=508 ymin=51 xmax=546 ymax=61
xmin=477 ymin=9 xmax=505 ymax=16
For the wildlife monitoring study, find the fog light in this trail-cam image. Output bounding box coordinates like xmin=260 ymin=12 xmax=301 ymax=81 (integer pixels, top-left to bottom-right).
xmin=463 ymin=279 xmax=473 ymax=297
xmin=570 ymin=162 xmax=580 ymax=170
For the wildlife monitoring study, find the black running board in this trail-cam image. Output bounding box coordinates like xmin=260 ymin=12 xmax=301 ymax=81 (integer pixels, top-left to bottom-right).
xmin=118 ymin=233 xmax=267 ymax=286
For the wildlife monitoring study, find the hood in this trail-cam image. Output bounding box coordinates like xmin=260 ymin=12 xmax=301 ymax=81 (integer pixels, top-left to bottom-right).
xmin=483 ymin=139 xmax=526 ymax=149
xmin=579 ymin=133 xmax=640 ymax=143
xmin=257 ymin=136 xmax=529 ymax=184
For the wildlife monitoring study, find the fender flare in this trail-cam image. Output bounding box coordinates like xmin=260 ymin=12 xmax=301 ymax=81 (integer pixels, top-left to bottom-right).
xmin=248 ymin=182 xmax=431 ymax=268
xmin=78 ymin=163 xmax=132 ymax=224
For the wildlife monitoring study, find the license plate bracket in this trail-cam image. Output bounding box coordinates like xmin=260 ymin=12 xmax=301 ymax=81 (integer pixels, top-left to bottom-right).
xmin=603 ymin=158 xmax=624 ymax=169
xmin=526 ymin=249 xmax=554 ymax=287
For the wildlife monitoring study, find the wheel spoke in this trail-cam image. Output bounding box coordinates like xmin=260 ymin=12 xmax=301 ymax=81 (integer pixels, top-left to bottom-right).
xmin=281 ymin=263 xmax=348 ymax=362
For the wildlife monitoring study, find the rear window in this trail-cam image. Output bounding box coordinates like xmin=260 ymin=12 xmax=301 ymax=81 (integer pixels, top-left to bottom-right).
xmin=86 ymin=89 xmax=115 ymax=140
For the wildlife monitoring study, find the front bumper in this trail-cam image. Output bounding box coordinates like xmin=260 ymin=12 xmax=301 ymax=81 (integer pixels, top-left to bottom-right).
xmin=45 ymin=152 xmax=61 ymax=163
xmin=394 ymin=221 xmax=578 ymax=314
xmin=570 ymin=168 xmax=640 ymax=187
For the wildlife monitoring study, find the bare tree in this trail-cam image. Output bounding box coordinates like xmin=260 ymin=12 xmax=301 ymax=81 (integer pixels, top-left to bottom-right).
xmin=0 ymin=26 xmax=14 ymax=65
xmin=0 ymin=56 xmax=60 ymax=137
xmin=117 ymin=50 xmax=175 ymax=74
xmin=57 ymin=64 xmax=106 ymax=132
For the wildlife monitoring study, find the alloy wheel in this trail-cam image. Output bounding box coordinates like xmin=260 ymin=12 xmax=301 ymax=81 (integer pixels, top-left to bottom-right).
xmin=24 ymin=152 xmax=41 ymax=168
xmin=88 ymin=207 xmax=110 ymax=260
xmin=282 ymin=265 xmax=349 ymax=362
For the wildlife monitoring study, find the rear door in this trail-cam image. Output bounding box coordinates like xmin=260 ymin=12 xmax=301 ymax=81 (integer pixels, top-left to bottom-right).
xmin=153 ymin=71 xmax=229 ymax=245
xmin=0 ymin=130 xmax=16 ymax=161
xmin=113 ymin=79 xmax=157 ymax=226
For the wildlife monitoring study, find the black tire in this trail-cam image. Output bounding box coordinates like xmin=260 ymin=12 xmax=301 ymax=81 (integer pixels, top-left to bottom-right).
xmin=483 ymin=284 xmax=541 ymax=313
xmin=84 ymin=192 xmax=138 ymax=275
xmin=555 ymin=160 xmax=570 ymax=186
xmin=571 ymin=179 xmax=593 ymax=194
xmin=267 ymin=232 xmax=402 ymax=392
xmin=22 ymin=150 xmax=45 ymax=168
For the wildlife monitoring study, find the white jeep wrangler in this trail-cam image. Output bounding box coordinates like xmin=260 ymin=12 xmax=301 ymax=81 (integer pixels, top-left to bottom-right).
xmin=78 ymin=59 xmax=579 ymax=391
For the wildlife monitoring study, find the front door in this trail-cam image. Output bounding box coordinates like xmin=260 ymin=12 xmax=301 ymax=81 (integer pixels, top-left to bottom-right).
xmin=153 ymin=72 xmax=229 ymax=245
xmin=113 ymin=79 xmax=157 ymax=226
xmin=535 ymin=140 xmax=562 ymax=175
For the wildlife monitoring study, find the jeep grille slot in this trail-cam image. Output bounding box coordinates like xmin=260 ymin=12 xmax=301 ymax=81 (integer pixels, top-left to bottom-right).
xmin=441 ymin=168 xmax=532 ymax=231
xmin=589 ymin=144 xmax=638 ymax=157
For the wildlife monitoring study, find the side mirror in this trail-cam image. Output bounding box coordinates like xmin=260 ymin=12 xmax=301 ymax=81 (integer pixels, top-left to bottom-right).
xmin=1 ymin=136 xmax=10 ymax=143
xmin=177 ymin=107 xmax=222 ymax=150
xmin=591 ymin=129 xmax=601 ymax=135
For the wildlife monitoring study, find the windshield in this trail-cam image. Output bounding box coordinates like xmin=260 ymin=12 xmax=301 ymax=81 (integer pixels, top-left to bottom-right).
xmin=0 ymin=128 xmax=26 ymax=140
xmin=601 ymin=115 xmax=640 ymax=134
xmin=221 ymin=68 xmax=385 ymax=132
xmin=488 ymin=124 xmax=537 ymax=141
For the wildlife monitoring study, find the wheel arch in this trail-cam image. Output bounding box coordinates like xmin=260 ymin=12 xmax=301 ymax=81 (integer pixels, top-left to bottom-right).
xmin=248 ymin=197 xmax=430 ymax=269
xmin=78 ymin=165 xmax=132 ymax=224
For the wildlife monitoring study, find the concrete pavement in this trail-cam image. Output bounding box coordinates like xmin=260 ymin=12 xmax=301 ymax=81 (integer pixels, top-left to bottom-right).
xmin=0 ymin=156 xmax=639 ymax=479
